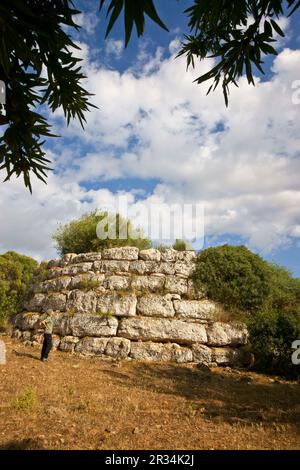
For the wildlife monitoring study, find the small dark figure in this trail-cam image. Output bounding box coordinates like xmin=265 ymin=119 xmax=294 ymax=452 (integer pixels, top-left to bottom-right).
xmin=40 ymin=309 xmax=54 ymax=362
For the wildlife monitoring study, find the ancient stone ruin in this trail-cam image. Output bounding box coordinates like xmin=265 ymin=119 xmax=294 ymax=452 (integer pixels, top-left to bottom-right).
xmin=13 ymin=247 xmax=251 ymax=366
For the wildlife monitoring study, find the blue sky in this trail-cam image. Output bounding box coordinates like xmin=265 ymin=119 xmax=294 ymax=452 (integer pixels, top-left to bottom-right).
xmin=0 ymin=0 xmax=300 ymax=276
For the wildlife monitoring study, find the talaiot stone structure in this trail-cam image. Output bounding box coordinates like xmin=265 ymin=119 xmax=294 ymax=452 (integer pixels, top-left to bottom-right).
xmin=13 ymin=247 xmax=251 ymax=366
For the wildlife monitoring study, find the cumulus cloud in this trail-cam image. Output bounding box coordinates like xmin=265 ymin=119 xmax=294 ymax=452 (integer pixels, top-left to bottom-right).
xmin=105 ymin=39 xmax=124 ymax=59
xmin=1 ymin=30 xmax=300 ymax=259
xmin=74 ymin=12 xmax=99 ymax=35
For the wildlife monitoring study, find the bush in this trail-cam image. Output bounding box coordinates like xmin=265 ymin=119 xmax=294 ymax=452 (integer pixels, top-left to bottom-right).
xmin=53 ymin=210 xmax=152 ymax=255
xmin=248 ymin=308 xmax=300 ymax=378
xmin=193 ymin=245 xmax=271 ymax=314
xmin=172 ymin=239 xmax=194 ymax=251
xmin=193 ymin=245 xmax=300 ymax=377
xmin=12 ymin=386 xmax=37 ymax=412
xmin=0 ymin=252 xmax=38 ymax=327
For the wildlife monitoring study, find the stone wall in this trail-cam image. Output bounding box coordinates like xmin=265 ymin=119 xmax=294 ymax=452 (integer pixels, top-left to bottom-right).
xmin=13 ymin=247 xmax=251 ymax=367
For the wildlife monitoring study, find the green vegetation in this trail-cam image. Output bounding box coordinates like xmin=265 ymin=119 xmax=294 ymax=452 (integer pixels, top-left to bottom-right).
xmin=74 ymin=280 xmax=101 ymax=291
xmin=0 ymin=252 xmax=38 ymax=327
xmin=53 ymin=210 xmax=151 ymax=256
xmin=193 ymin=245 xmax=300 ymax=377
xmin=95 ymin=311 xmax=113 ymax=317
xmin=193 ymin=245 xmax=271 ymax=314
xmin=12 ymin=386 xmax=37 ymax=412
xmin=172 ymin=239 xmax=194 ymax=251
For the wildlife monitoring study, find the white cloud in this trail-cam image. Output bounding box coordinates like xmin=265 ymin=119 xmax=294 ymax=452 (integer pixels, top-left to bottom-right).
xmin=1 ymin=36 xmax=300 ymax=260
xmin=74 ymin=12 xmax=99 ymax=35
xmin=105 ymin=39 xmax=124 ymax=59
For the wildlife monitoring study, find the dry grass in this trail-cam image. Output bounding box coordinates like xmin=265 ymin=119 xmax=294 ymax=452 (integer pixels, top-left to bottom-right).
xmin=0 ymin=337 xmax=300 ymax=450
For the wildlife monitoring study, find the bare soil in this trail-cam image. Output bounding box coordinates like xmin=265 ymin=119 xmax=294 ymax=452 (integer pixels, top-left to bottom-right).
xmin=1 ymin=336 xmax=300 ymax=450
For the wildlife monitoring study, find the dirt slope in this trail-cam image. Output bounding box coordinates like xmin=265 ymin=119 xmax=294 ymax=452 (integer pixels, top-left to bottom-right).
xmin=0 ymin=337 xmax=299 ymax=450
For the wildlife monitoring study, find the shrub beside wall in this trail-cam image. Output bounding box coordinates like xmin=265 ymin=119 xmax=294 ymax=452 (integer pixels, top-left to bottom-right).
xmin=0 ymin=251 xmax=38 ymax=327
xmin=193 ymin=245 xmax=300 ymax=378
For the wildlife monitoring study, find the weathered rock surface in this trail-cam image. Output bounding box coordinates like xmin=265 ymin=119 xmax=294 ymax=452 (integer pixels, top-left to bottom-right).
xmin=59 ymin=336 xmax=79 ymax=353
xmin=139 ymin=248 xmax=161 ymax=262
xmin=206 ymin=322 xmax=248 ymax=346
xmin=211 ymin=347 xmax=252 ymax=366
xmin=70 ymin=314 xmax=118 ymax=337
xmin=104 ymin=275 xmax=131 ymax=290
xmin=76 ymin=337 xmax=109 ymax=355
xmin=118 ymin=317 xmax=207 ymax=344
xmin=131 ymin=275 xmax=165 ymax=292
xmin=130 ymin=341 xmax=193 ymax=363
xmin=105 ymin=337 xmax=131 ymax=359
xmin=96 ymin=292 xmax=137 ymax=317
xmin=67 ymin=290 xmax=98 ymax=314
xmin=192 ymin=344 xmax=212 ymax=364
xmin=93 ymin=260 xmax=130 ymax=273
xmin=102 ymin=247 xmax=139 ymax=260
xmin=160 ymin=249 xmax=178 ymax=262
xmin=15 ymin=312 xmax=40 ymax=330
xmin=137 ymin=295 xmax=175 ymax=317
xmin=173 ymin=299 xmax=218 ymax=321
xmin=71 ymin=253 xmax=102 ymax=263
xmin=52 ymin=314 xmax=71 ymax=336
xmin=165 ymin=276 xmax=188 ymax=295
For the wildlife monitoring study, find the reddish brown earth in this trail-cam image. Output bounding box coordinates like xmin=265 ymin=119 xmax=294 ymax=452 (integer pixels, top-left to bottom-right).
xmin=0 ymin=336 xmax=300 ymax=450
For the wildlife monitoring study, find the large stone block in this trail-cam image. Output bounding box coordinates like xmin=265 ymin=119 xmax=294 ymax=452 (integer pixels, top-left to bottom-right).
xmin=52 ymin=334 xmax=61 ymax=350
xmin=155 ymin=262 xmax=175 ymax=275
xmin=93 ymin=260 xmax=130 ymax=273
xmin=69 ymin=273 xmax=105 ymax=290
xmin=104 ymin=275 xmax=131 ymax=290
xmin=131 ymin=275 xmax=165 ymax=292
xmin=26 ymin=293 xmax=67 ymax=312
xmin=52 ymin=314 xmax=71 ymax=336
xmin=137 ymin=295 xmax=175 ymax=317
xmin=46 ymin=268 xmax=64 ymax=279
xmin=63 ymin=253 xmax=77 ymax=263
xmin=71 ymin=253 xmax=102 ymax=263
xmin=165 ymin=276 xmax=188 ymax=295
xmin=24 ymin=293 xmax=46 ymax=311
xmin=206 ymin=322 xmax=248 ymax=346
xmin=139 ymin=248 xmax=161 ymax=262
xmin=187 ymin=279 xmax=207 ymax=300
xmin=76 ymin=337 xmax=109 ymax=355
xmin=192 ymin=344 xmax=212 ymax=364
xmin=174 ymin=261 xmax=195 ymax=277
xmin=118 ymin=317 xmax=207 ymax=344
xmin=61 ymin=263 xmax=94 ymax=276
xmin=70 ymin=314 xmax=118 ymax=337
xmin=211 ymin=347 xmax=253 ymax=366
xmin=42 ymin=293 xmax=67 ymax=312
xmin=130 ymin=341 xmax=193 ymax=363
xmin=160 ymin=249 xmax=178 ymax=262
xmin=101 ymin=247 xmax=139 ymax=260
xmin=14 ymin=312 xmax=40 ymax=330
xmin=173 ymin=299 xmax=218 ymax=321
xmin=39 ymin=276 xmax=71 ymax=293
xmin=59 ymin=336 xmax=79 ymax=353
xmin=129 ymin=260 xmax=147 ymax=275
xmin=105 ymin=337 xmax=131 ymax=359
xmin=67 ymin=290 xmax=98 ymax=314
xmin=176 ymin=251 xmax=197 ymax=262
xmin=97 ymin=292 xmax=137 ymax=317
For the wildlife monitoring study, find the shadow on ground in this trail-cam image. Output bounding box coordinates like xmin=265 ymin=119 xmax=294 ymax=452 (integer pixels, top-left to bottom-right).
xmin=12 ymin=350 xmax=40 ymax=361
xmin=0 ymin=438 xmax=45 ymax=450
xmin=101 ymin=363 xmax=300 ymax=429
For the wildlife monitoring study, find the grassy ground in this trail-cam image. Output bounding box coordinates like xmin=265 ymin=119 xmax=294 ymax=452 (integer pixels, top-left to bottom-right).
xmin=0 ymin=336 xmax=300 ymax=450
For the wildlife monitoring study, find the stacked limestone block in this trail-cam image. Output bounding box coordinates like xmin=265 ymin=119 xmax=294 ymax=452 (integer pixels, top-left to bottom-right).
xmin=13 ymin=247 xmax=251 ymax=366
